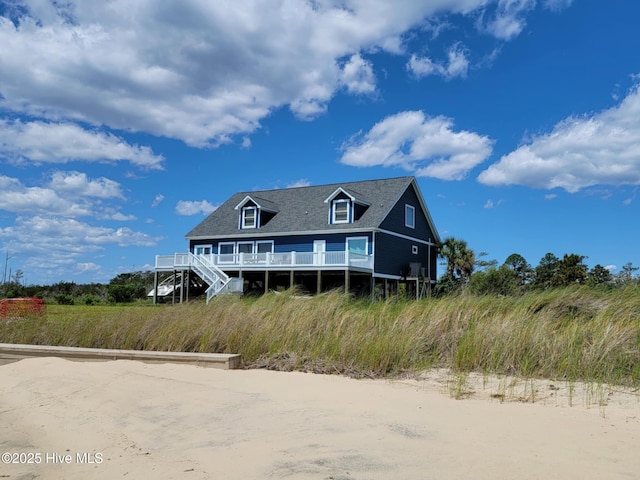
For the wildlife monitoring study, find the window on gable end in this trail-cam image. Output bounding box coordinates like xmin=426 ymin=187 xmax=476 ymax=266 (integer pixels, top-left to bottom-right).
xmin=405 ymin=204 xmax=415 ymax=229
xmin=332 ymin=199 xmax=350 ymax=224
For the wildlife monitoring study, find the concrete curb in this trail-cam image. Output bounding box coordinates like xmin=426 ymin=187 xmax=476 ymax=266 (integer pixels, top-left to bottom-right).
xmin=0 ymin=343 xmax=242 ymax=369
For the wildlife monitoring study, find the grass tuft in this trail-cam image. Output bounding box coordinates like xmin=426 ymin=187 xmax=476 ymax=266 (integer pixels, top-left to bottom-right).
xmin=1 ymin=286 xmax=639 ymax=386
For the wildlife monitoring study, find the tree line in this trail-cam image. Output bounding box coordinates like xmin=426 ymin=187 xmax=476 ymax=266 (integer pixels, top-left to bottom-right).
xmin=436 ymin=237 xmax=639 ymax=296
xmin=0 ymin=271 xmax=158 ymax=305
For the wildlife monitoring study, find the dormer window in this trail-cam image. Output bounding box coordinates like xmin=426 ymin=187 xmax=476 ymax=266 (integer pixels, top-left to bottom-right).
xmin=241 ymin=206 xmax=257 ymax=229
xmin=325 ymin=187 xmax=370 ymax=225
xmin=235 ymin=195 xmax=279 ymax=230
xmin=332 ymin=199 xmax=350 ymax=223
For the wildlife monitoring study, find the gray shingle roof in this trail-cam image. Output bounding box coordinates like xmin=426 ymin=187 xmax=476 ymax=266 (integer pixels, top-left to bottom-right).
xmin=235 ymin=195 xmax=280 ymax=212
xmin=185 ymin=176 xmax=422 ymax=239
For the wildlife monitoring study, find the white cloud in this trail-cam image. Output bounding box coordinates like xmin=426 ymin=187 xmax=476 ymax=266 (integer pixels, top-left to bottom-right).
xmin=0 ymin=215 xmax=159 ymax=279
xmin=286 ymin=179 xmax=312 ymax=188
xmin=0 ymin=1 xmax=532 ymax=147
xmin=3 ymin=216 xmax=157 ymax=248
xmin=340 ymin=110 xmax=493 ymax=180
xmin=176 ymin=200 xmax=218 ymax=216
xmin=108 ymin=212 xmax=137 ymax=221
xmin=543 ymin=0 xmax=573 ymax=12
xmin=76 ymin=262 xmax=101 ymax=273
xmin=0 ymin=119 xmax=164 ymax=169
xmin=480 ymin=0 xmax=536 ymax=41
xmin=478 ymin=84 xmax=640 ymax=192
xmin=484 ymin=198 xmax=504 ymax=208
xmin=0 ymin=174 xmax=90 ymax=216
xmin=0 ymin=172 xmax=130 ymax=217
xmin=151 ymin=194 xmax=165 ymax=207
xmin=408 ymin=55 xmax=439 ymax=77
xmin=49 ymin=171 xmax=124 ymax=199
xmin=622 ymin=188 xmax=637 ymax=206
xmin=340 ymin=54 xmax=377 ymax=95
xmin=407 ymin=45 xmax=469 ymax=80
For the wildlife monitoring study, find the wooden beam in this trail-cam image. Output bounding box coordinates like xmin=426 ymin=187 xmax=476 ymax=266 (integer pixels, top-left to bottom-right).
xmin=172 ymin=270 xmax=176 ymax=305
xmin=265 ymin=270 xmax=269 ymax=294
xmin=185 ymin=270 xmax=190 ymax=302
xmin=180 ymin=271 xmax=185 ymax=304
xmin=317 ymin=270 xmax=322 ymax=295
xmin=345 ymin=270 xmax=350 ymax=294
xmin=153 ymin=270 xmax=158 ymax=305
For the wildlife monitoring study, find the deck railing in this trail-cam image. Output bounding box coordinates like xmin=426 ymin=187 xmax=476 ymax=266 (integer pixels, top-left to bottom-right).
xmin=153 ymin=253 xmax=233 ymax=302
xmin=156 ymin=251 xmax=373 ymax=271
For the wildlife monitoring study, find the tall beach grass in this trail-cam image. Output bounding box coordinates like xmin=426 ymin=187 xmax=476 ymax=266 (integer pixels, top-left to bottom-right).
xmin=1 ymin=286 xmax=639 ymax=386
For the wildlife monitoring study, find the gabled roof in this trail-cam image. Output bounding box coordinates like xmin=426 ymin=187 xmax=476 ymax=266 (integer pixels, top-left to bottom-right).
xmin=323 ymin=187 xmax=370 ymax=206
xmin=186 ymin=176 xmax=439 ymax=241
xmin=234 ymin=195 xmax=280 ymax=213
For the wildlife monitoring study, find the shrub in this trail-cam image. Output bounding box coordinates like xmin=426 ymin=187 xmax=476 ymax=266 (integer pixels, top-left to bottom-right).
xmin=55 ymin=294 xmax=75 ymax=305
xmin=107 ymin=284 xmax=138 ymax=303
xmin=469 ymin=265 xmax=521 ymax=296
xmin=83 ymin=295 xmax=101 ymax=305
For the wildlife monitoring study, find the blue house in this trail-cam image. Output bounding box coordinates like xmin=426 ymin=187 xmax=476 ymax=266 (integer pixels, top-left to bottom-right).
xmin=153 ymin=176 xmax=440 ymax=302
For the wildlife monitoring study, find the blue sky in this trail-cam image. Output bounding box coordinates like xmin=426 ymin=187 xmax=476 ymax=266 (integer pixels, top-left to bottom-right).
xmin=1 ymin=0 xmax=639 ymax=285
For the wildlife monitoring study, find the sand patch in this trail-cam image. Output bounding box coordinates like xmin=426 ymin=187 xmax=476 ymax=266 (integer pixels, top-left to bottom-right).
xmin=1 ymin=358 xmax=639 ymax=479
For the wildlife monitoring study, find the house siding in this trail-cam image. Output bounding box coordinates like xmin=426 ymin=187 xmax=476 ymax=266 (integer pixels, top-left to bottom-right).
xmin=191 ymin=232 xmax=373 ymax=256
xmin=374 ymin=232 xmax=434 ymax=279
xmin=379 ymin=184 xmax=437 ymax=244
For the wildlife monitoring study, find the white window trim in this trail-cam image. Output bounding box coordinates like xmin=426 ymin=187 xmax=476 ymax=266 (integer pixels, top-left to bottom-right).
xmin=218 ymin=242 xmax=236 ymax=263
xmin=346 ymin=236 xmax=368 ymax=261
xmin=332 ymin=199 xmax=351 ymax=224
xmin=241 ymin=206 xmax=258 ymax=229
xmin=194 ymin=245 xmax=212 ymax=255
xmin=405 ymin=204 xmax=415 ymax=229
xmin=237 ymin=241 xmax=255 ymax=254
xmin=256 ymin=240 xmax=274 ymax=253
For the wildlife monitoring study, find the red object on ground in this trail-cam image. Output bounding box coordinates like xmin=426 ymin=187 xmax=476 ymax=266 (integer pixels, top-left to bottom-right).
xmin=0 ymin=297 xmax=47 ymax=319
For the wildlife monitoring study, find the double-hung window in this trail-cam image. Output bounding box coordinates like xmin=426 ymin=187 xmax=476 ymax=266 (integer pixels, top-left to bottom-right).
xmin=235 ymin=195 xmax=278 ymax=230
xmin=325 ymin=187 xmax=369 ymax=225
xmin=241 ymin=206 xmax=257 ymax=229
xmin=332 ymin=199 xmax=350 ymax=224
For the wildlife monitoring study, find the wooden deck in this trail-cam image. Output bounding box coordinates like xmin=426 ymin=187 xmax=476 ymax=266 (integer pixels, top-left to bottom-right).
xmin=155 ymin=251 xmax=374 ymax=272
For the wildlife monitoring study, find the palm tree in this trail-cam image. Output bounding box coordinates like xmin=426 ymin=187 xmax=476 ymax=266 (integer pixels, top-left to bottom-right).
xmin=438 ymin=237 xmax=475 ymax=283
